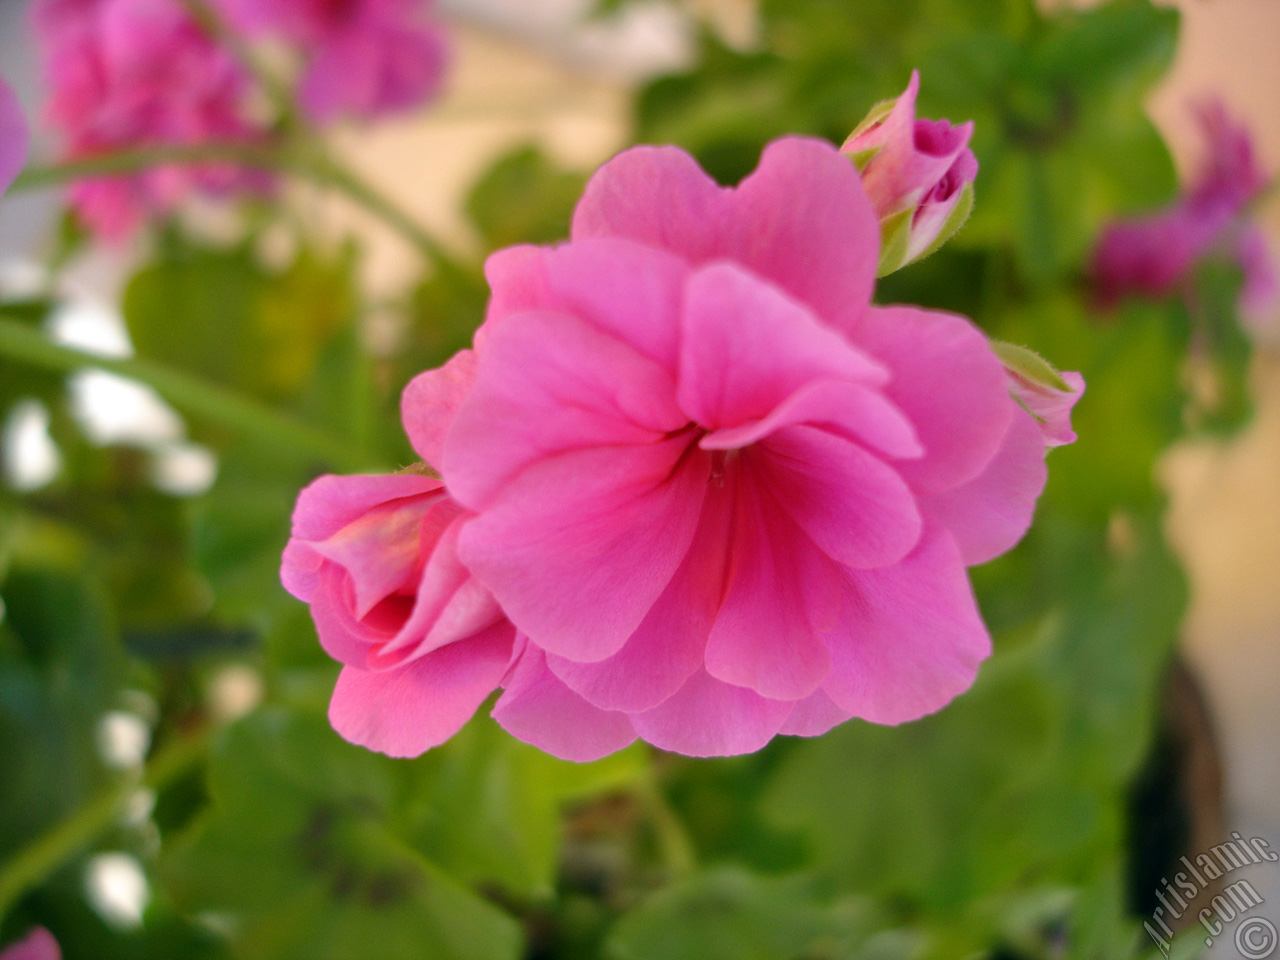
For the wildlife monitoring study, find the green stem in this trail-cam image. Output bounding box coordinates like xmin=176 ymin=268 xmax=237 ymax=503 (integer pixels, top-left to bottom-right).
xmin=636 ymin=767 xmax=697 ymax=879
xmin=0 ymin=722 xmax=212 ymax=921
xmin=9 ymin=143 xmax=292 ymax=191
xmin=0 ymin=318 xmax=367 ymax=471
xmin=12 ymin=144 xmax=468 ymax=275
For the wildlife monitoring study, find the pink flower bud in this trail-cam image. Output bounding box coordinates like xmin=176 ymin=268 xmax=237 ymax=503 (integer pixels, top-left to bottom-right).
xmin=992 ymin=342 xmax=1085 ymax=448
xmin=841 ymin=71 xmax=978 ymax=273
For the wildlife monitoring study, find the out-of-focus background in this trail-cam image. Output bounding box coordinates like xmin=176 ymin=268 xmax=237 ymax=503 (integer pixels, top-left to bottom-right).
xmin=0 ymin=0 xmax=1277 ymax=958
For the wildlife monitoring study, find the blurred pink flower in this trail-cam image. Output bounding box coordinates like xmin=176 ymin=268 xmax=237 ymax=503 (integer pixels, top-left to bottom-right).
xmin=392 ymin=136 xmax=1076 ymax=760
xmin=281 ymin=466 xmax=515 ymax=759
xmin=0 ymin=928 xmax=60 ymax=960
xmin=222 ymin=0 xmax=447 ymax=123
xmin=841 ymin=71 xmax=977 ymax=271
xmin=33 ymin=0 xmax=270 ymax=241
xmin=1093 ymin=100 xmax=1277 ymax=331
xmin=0 ymin=75 xmax=29 ymax=194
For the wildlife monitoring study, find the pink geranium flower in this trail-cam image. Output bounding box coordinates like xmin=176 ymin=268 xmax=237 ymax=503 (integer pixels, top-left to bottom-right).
xmin=221 ymin=0 xmax=448 ymax=123
xmin=281 ymin=465 xmax=513 ymax=758
xmin=1093 ymin=100 xmax=1277 ymax=331
xmin=394 ymin=136 xmax=1076 ymax=760
xmin=0 ymin=928 xmax=60 ymax=960
xmin=33 ymin=0 xmax=270 ymax=241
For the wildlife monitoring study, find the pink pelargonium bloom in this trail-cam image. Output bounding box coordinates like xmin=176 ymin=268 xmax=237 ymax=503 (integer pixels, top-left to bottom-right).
xmin=0 ymin=75 xmax=29 ymax=195
xmin=1093 ymin=100 xmax=1277 ymax=331
xmin=0 ymin=928 xmax=60 ymax=960
xmin=220 ymin=0 xmax=448 ymax=123
xmin=399 ymin=136 xmax=1076 ymax=760
xmin=281 ymin=468 xmax=516 ymax=758
xmin=34 ymin=0 xmax=270 ymax=241
xmin=841 ymin=71 xmax=977 ymax=272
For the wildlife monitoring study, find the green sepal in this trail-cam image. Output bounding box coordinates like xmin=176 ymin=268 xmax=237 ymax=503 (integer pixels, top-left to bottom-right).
xmin=991 ymin=340 xmax=1073 ymax=393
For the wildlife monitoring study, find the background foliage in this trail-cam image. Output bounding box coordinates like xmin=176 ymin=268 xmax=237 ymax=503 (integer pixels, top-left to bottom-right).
xmin=0 ymin=0 xmax=1255 ymax=957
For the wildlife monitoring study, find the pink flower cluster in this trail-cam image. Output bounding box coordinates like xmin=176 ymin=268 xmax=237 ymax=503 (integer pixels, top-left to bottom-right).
xmin=33 ymin=0 xmax=271 ymax=241
xmin=1093 ymin=101 xmax=1277 ymax=331
xmin=223 ymin=0 xmax=448 ymax=123
xmin=284 ymin=136 xmax=1081 ymax=761
xmin=31 ymin=0 xmax=447 ymax=240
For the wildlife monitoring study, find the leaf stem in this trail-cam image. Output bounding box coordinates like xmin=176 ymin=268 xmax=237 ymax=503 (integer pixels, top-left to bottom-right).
xmin=0 ymin=317 xmax=368 ymax=472
xmin=0 ymin=722 xmax=212 ymax=921
xmin=636 ymin=766 xmax=697 ymax=879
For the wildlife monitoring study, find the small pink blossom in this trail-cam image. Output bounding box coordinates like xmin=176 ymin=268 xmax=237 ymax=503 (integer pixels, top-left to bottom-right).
xmin=0 ymin=75 xmax=29 ymax=195
xmin=841 ymin=71 xmax=977 ymax=272
xmin=389 ymin=136 xmax=1078 ymax=760
xmin=1093 ymin=100 xmax=1276 ymax=331
xmin=0 ymin=928 xmax=60 ymax=960
xmin=281 ymin=465 xmax=514 ymax=758
xmin=222 ymin=0 xmax=448 ymax=123
xmin=33 ymin=0 xmax=270 ymax=241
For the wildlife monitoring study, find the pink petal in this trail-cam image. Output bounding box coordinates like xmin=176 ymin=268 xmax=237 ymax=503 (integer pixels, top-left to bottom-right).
xmin=572 ymin=137 xmax=880 ymax=333
xmin=701 ymin=468 xmax=833 ymax=701
xmin=444 ymin=310 xmax=686 ymax=510
xmin=288 ymin=472 xmax=444 ymax=542
xmin=677 ymin=262 xmax=886 ymax=434
xmin=310 ymin=494 xmax=446 ymax=619
xmin=329 ymin=621 xmax=516 ymax=759
xmin=492 ymin=645 xmax=636 ymax=762
xmin=309 ymin=563 xmax=394 ymax=666
xmin=755 ymin=425 xmax=921 ymax=569
xmin=700 ymin=378 xmax=921 ymax=461
xmin=923 ymin=407 xmax=1047 ymax=566
xmin=1008 ymin=370 xmax=1084 ymax=449
xmin=779 ymin=689 xmax=852 ymax=738
xmin=281 ymin=473 xmax=444 ymax=602
xmin=544 ymin=477 xmax=734 ymax=712
xmin=457 ymin=437 xmax=709 ymax=663
xmin=630 ymin=669 xmax=794 ymax=757
xmin=402 ymin=350 xmax=477 ymax=471
xmin=482 ymin=238 xmax=690 ymax=372
xmin=368 ymin=512 xmax=505 ymax=668
xmin=821 ymin=526 xmax=991 ymax=725
xmin=855 ymin=306 xmax=1012 ymax=495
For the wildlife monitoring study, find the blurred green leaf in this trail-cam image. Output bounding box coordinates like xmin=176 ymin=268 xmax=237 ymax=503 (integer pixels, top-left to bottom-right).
xmin=466 ymin=146 xmax=587 ymax=250
xmin=0 ymin=566 xmax=124 ymax=858
xmin=165 ymin=709 xmax=523 ymax=960
xmin=608 ymin=869 xmax=878 ymax=960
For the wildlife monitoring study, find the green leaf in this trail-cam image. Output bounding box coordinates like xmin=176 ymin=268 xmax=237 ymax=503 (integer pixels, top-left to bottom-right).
xmin=165 ymin=709 xmax=523 ymax=960
xmin=409 ymin=713 xmax=647 ymax=901
xmin=466 ymin=146 xmax=587 ymax=251
xmin=608 ymin=868 xmax=878 ymax=960
xmin=0 ymin=566 xmax=125 ymax=860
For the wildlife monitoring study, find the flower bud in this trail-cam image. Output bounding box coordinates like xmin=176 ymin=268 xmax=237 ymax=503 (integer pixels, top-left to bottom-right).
xmin=992 ymin=341 xmax=1085 ymax=448
xmin=842 ymin=71 xmax=978 ymax=275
